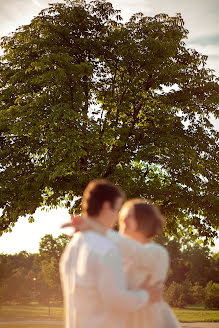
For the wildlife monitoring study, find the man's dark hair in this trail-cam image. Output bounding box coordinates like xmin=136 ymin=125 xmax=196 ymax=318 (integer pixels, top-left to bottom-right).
xmin=82 ymin=179 xmax=125 ymax=217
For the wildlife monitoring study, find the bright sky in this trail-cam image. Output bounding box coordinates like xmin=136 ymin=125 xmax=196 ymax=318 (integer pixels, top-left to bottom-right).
xmin=0 ymin=0 xmax=218 ymax=254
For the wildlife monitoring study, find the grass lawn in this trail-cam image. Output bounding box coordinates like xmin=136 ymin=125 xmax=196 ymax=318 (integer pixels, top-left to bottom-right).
xmin=0 ymin=304 xmax=218 ymax=323
xmin=173 ymin=304 xmax=219 ymax=322
xmin=0 ymin=304 xmax=64 ymax=320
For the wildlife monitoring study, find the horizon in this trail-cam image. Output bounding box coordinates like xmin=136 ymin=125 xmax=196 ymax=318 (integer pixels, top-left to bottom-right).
xmin=0 ymin=206 xmax=218 ymax=255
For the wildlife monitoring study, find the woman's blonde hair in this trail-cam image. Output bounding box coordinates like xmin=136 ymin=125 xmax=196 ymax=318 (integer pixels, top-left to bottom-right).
xmin=120 ymin=198 xmax=165 ymax=237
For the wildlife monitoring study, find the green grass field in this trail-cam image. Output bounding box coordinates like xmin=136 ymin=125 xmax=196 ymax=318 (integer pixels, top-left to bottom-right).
xmin=173 ymin=304 xmax=219 ymax=322
xmin=0 ymin=304 xmax=218 ymax=324
xmin=0 ymin=304 xmax=63 ymax=320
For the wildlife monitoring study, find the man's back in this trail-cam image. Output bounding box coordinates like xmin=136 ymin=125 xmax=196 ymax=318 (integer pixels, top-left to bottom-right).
xmin=60 ymin=231 xmax=124 ymax=328
xmin=60 ymin=231 xmax=148 ymax=328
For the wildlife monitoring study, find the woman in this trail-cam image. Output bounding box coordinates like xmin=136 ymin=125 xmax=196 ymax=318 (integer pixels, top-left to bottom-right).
xmin=64 ymin=198 xmax=180 ymax=328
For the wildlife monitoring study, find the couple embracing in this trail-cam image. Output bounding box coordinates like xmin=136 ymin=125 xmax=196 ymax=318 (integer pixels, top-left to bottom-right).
xmin=60 ymin=179 xmax=181 ymax=328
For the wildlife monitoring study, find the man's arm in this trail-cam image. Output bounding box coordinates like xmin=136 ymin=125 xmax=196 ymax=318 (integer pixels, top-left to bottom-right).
xmin=61 ymin=217 xmax=168 ymax=276
xmin=97 ymin=246 xmax=160 ymax=313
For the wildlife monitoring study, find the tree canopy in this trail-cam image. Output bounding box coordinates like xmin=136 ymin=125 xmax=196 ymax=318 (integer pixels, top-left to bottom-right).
xmin=0 ymin=0 xmax=218 ymax=241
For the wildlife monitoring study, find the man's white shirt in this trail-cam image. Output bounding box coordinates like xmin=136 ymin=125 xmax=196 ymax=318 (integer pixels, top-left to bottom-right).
xmin=60 ymin=231 xmax=149 ymax=328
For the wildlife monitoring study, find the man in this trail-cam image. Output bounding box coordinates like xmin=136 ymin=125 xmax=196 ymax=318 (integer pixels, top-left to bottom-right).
xmin=60 ymin=179 xmax=162 ymax=328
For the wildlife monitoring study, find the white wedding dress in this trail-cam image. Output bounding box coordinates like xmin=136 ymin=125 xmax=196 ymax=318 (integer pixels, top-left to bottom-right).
xmin=106 ymin=230 xmax=181 ymax=328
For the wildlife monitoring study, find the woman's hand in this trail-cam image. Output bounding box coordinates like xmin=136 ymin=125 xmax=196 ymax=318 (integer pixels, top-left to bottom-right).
xmin=61 ymin=215 xmax=91 ymax=232
xmin=61 ymin=215 xmax=107 ymax=236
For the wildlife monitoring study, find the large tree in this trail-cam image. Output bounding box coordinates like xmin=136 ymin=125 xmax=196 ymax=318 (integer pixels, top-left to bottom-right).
xmin=0 ymin=0 xmax=218 ymax=241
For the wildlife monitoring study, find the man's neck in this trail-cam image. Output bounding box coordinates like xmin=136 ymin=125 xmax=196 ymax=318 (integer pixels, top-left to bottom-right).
xmin=84 ymin=216 xmax=108 ymax=236
xmin=88 ymin=215 xmax=110 ymax=229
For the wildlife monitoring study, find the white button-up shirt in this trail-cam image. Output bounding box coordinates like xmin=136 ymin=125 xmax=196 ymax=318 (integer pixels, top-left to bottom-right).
xmin=60 ymin=231 xmax=149 ymax=328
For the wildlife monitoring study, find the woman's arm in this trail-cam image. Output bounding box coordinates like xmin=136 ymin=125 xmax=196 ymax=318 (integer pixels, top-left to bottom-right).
xmin=106 ymin=230 xmax=169 ymax=278
xmin=61 ymin=216 xmax=169 ymax=279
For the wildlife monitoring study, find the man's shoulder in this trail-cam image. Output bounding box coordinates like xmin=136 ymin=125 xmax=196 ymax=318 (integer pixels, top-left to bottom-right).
xmin=83 ymin=231 xmax=117 ymax=256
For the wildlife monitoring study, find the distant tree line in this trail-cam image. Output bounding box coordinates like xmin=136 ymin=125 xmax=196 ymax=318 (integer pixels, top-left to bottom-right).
xmin=155 ymin=234 xmax=219 ymax=308
xmin=0 ymin=234 xmax=69 ymax=306
xmin=0 ymin=233 xmax=218 ymax=308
